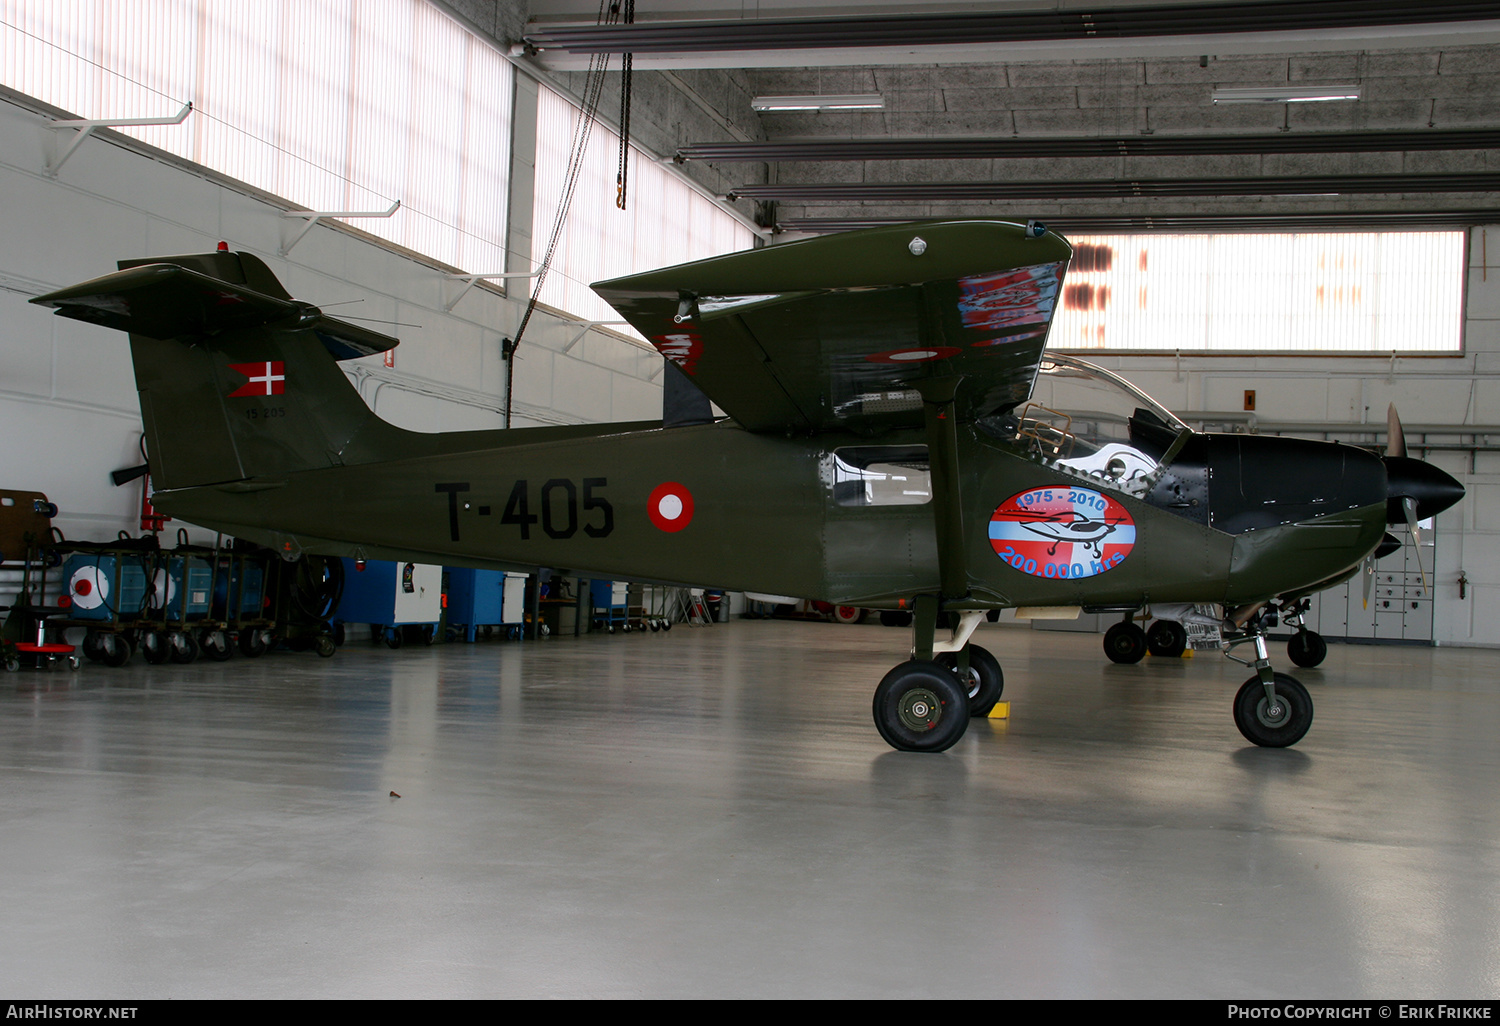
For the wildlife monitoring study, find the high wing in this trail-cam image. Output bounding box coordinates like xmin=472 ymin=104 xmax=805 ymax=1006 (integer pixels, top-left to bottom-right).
xmin=593 ymin=220 xmax=1072 ymax=434
xmin=33 ymin=256 xmax=397 ymax=361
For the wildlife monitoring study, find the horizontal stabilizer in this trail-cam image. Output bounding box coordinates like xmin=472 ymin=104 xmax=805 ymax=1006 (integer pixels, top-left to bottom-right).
xmin=32 ymin=261 xmax=397 ymax=360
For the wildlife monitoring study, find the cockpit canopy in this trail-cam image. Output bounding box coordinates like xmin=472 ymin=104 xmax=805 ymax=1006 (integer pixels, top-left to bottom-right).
xmin=978 ymin=355 xmax=1189 ymax=498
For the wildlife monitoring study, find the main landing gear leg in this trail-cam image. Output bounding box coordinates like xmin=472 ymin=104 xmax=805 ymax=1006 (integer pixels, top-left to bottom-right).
xmin=872 ymin=601 xmax=1003 ymax=751
xmin=1225 ymin=613 xmax=1314 ymax=748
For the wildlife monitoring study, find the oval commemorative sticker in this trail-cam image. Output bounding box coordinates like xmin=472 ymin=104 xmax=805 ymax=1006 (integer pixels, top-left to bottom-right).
xmin=989 ymin=486 xmax=1135 ymax=579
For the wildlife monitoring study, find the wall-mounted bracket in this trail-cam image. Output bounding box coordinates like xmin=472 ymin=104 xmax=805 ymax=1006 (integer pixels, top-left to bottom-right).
xmin=280 ymin=199 xmax=400 ymax=256
xmin=47 ymin=102 xmax=193 ymax=176
xmin=443 ymin=269 xmax=541 ymax=311
xmin=561 ymin=320 xmax=629 ymax=353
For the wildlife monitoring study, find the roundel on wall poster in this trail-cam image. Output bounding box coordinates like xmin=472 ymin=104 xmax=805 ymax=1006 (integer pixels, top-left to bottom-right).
xmin=648 ymin=482 xmax=694 ymax=532
xmin=989 ymin=486 xmax=1136 ymax=580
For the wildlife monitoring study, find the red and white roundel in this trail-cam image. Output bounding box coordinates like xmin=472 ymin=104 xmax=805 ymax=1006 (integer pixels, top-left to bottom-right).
xmin=989 ymin=486 xmax=1136 ymax=580
xmin=648 ymin=482 xmax=694 ymax=532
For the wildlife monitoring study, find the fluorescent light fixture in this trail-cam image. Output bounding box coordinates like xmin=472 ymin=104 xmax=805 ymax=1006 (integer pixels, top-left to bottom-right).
xmin=1212 ymin=85 xmax=1362 ymax=104
xmin=751 ymin=94 xmax=884 ymax=112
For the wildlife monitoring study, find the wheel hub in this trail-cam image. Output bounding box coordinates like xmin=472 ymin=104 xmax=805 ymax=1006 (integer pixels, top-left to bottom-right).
xmin=898 ymin=688 xmax=943 ymax=731
xmin=1256 ymin=695 xmax=1290 ymax=727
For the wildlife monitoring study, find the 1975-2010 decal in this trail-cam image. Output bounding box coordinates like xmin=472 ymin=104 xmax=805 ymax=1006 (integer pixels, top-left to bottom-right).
xmin=989 ymin=486 xmax=1135 ymax=579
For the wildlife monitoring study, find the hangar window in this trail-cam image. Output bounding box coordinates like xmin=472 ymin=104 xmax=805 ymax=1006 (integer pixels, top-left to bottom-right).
xmin=532 ymin=86 xmax=759 ymax=329
xmin=0 ymin=0 xmax=513 ymax=274
xmin=828 ymin=447 xmax=932 ymax=507
xmin=1050 ymin=232 xmax=1465 ymax=354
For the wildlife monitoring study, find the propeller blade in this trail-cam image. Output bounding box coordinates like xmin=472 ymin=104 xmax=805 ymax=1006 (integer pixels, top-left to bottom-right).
xmin=1402 ymin=495 xmax=1430 ymax=594
xmin=1387 ymin=403 xmax=1407 ymax=459
xmin=111 ymin=463 xmax=149 ymax=487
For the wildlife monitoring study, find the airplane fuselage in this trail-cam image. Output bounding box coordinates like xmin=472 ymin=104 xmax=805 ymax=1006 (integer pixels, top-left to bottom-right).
xmin=156 ymin=417 xmax=1389 ymax=611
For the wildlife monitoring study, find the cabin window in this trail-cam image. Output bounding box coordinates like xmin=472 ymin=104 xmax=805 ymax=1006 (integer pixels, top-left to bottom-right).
xmin=1050 ymin=232 xmax=1465 ymax=354
xmin=983 ymin=355 xmax=1189 ymax=498
xmin=828 ymin=446 xmax=932 ymax=507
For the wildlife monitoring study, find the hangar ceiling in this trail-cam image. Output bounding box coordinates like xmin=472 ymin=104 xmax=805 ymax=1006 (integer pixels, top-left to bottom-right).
xmin=508 ymin=0 xmax=1500 ymax=235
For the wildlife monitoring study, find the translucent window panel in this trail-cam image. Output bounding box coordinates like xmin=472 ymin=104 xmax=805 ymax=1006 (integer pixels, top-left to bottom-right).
xmin=1 ymin=0 xmax=512 ymax=273
xmin=532 ymin=85 xmax=757 ymax=328
xmin=1050 ymin=232 xmax=1464 ymax=353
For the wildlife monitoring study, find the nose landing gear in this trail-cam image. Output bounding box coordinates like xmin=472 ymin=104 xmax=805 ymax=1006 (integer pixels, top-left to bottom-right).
xmin=1223 ymin=608 xmax=1313 ymax=748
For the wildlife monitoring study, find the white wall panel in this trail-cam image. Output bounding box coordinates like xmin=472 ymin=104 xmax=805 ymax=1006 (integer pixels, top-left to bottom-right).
xmin=0 ymin=93 xmax=662 ymax=549
xmin=1 ymin=0 xmax=513 ymax=274
xmin=531 ymin=85 xmax=756 ymax=329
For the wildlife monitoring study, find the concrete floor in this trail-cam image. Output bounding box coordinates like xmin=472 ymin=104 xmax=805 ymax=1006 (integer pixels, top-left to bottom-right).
xmin=2 ymin=619 xmax=1498 ymax=999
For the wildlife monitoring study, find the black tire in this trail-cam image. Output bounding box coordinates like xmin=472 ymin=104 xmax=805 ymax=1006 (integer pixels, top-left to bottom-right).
xmin=1287 ymin=630 xmax=1327 ymax=668
xmin=168 ymin=632 xmax=198 ymax=664
xmin=872 ymin=660 xmax=971 ymax=753
xmin=1233 ymin=673 xmax=1314 ymax=748
xmin=140 ymin=631 xmax=169 ymax=665
xmin=238 ymin=630 xmax=268 ymax=658
xmin=82 ymin=631 xmax=106 ymax=663
xmin=878 ymin=610 xmax=913 ymax=628
xmin=315 ymin=635 xmax=337 ymax=658
xmin=384 ymin=628 xmax=403 ymax=650
xmin=200 ymin=630 xmax=234 ymax=662
xmin=1103 ymin=622 xmax=1147 ymax=664
xmin=99 ymin=634 xmax=131 ymax=668
xmin=1146 ymin=619 xmax=1188 ymax=658
xmin=937 ymin=645 xmax=1004 ymax=717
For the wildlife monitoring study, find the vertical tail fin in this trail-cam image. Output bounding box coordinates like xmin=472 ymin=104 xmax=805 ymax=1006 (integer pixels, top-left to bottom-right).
xmin=32 ymin=250 xmax=405 ymax=491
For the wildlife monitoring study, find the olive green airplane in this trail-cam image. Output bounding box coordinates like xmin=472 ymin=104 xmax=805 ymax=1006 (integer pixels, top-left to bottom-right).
xmin=32 ymin=220 xmax=1463 ymax=753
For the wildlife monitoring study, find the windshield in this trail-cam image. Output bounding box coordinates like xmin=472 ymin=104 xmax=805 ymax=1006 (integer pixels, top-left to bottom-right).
xmin=983 ymin=355 xmax=1189 ymax=497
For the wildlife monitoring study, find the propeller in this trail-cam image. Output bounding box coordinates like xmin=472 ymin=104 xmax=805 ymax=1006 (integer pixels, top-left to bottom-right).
xmin=1381 ymin=405 xmax=1463 ymax=597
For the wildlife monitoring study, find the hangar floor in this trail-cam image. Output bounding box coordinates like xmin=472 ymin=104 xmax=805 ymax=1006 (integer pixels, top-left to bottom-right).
xmin=2 ymin=619 xmax=1498 ymax=999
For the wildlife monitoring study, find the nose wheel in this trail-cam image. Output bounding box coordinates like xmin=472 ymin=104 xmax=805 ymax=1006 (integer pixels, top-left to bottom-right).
xmin=1224 ymin=609 xmax=1314 ymax=748
xmin=1233 ymin=673 xmax=1313 ymax=748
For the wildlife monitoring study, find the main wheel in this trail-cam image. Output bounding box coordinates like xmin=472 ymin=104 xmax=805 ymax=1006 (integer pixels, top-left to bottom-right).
xmin=872 ymin=661 xmax=970 ymax=753
xmin=937 ymin=645 xmax=1004 ymax=717
xmin=1146 ymin=619 xmax=1188 ymax=658
xmin=1103 ymin=622 xmax=1147 ymax=664
xmin=1287 ymin=630 xmax=1327 ymax=668
xmin=1233 ymin=673 xmax=1314 ymax=748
